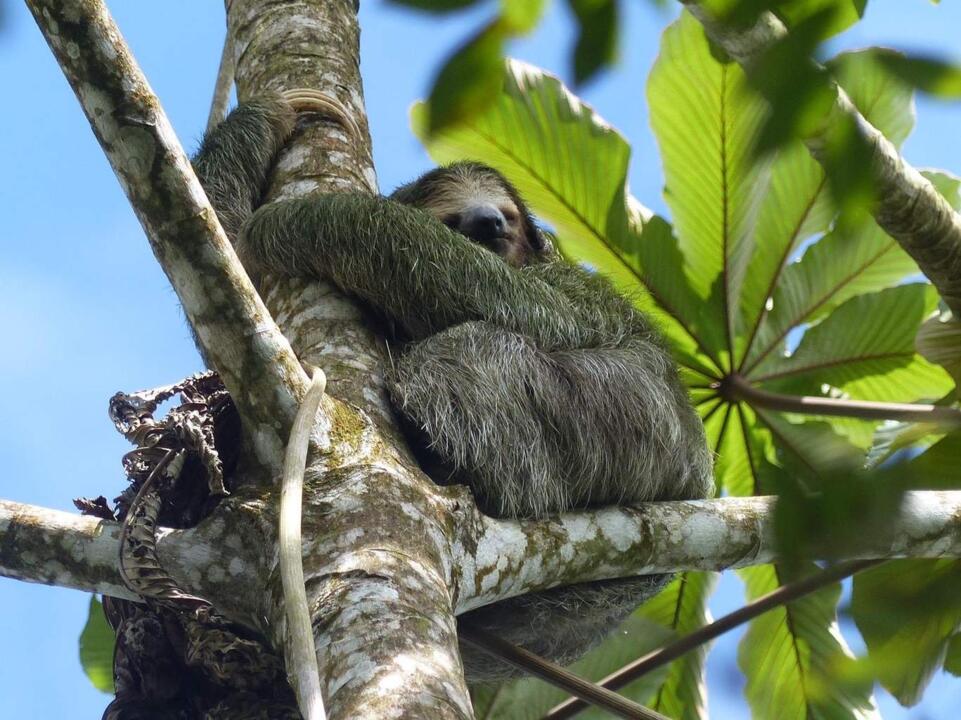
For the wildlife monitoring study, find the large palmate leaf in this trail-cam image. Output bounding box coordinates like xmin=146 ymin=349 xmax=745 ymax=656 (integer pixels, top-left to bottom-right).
xmin=740 ymin=48 xmax=916 ymax=372
xmin=648 ymin=12 xmax=769 ymax=367
xmin=756 ymin=285 xmax=951 ymax=402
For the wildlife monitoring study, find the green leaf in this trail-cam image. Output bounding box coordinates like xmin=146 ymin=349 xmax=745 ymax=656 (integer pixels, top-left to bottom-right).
xmin=566 ymin=0 xmax=619 ymax=85
xmin=648 ymin=12 xmax=770 ymax=367
xmin=470 ymin=612 xmax=674 ymax=719
xmin=639 ymin=572 xmax=718 ymax=720
xmin=744 ymin=219 xmax=919 ymax=372
xmin=777 ymin=0 xmax=868 ymax=38
xmin=426 ymin=21 xmax=507 ymax=134
xmin=755 ymin=285 xmax=953 ymax=403
xmin=922 ymin=169 xmax=961 ymax=209
xmin=944 ymin=634 xmax=961 ymax=677
xmin=851 ymin=560 xmax=961 ymax=706
xmin=903 ymin=432 xmax=961 ymax=490
xmin=79 ymin=596 xmax=114 ymax=694
xmin=741 ymin=47 xmax=914 ymax=372
xmin=500 ymin=0 xmax=547 ymax=34
xmin=738 ymin=564 xmax=878 ymax=720
xmin=876 ymin=51 xmax=961 ymax=99
xmin=917 ymin=312 xmax=961 ymax=384
xmin=413 ymin=59 xmax=720 ymax=376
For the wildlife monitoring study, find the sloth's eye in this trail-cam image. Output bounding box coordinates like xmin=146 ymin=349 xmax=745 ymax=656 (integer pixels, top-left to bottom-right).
xmin=442 ymin=214 xmax=461 ymax=229
xmin=501 ymin=207 xmax=520 ymax=224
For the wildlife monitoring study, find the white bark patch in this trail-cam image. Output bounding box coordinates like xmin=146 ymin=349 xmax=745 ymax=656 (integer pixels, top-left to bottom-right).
xmin=559 ymin=512 xmax=597 ymax=543
xmin=277 ymin=179 xmax=321 ymax=200
xmin=598 ymin=510 xmax=638 ymax=553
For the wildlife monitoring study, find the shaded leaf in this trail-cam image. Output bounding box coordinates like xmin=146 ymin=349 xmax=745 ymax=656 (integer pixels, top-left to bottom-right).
xmin=738 ymin=564 xmax=878 ymax=720
xmin=79 ymin=596 xmax=114 ymax=694
xmin=944 ymin=634 xmax=961 ymax=677
xmin=470 ymin=613 xmax=674 ymax=719
xmin=903 ymin=431 xmax=961 ymax=490
xmin=777 ymin=0 xmax=868 ymax=38
xmin=500 ymin=0 xmax=547 ymax=34
xmin=877 ymin=51 xmax=961 ymax=99
xmin=427 ymin=21 xmax=507 ymax=134
xmin=851 ymin=560 xmax=961 ymax=706
xmin=639 ymin=572 xmax=718 ymax=720
xmin=566 ymin=0 xmax=619 ymax=85
xmin=917 ymin=312 xmax=961 ymax=385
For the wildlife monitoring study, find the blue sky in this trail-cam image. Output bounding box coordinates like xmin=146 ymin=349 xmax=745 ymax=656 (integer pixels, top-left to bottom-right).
xmin=1 ymin=1 xmax=959 ymax=717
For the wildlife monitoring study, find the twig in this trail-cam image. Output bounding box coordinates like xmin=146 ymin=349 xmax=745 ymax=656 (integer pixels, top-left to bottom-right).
xmin=280 ymin=367 xmax=328 ymax=720
xmin=459 ymin=624 xmax=670 ymax=720
xmin=543 ymin=559 xmax=882 ymax=720
xmin=724 ymin=373 xmax=961 ymax=425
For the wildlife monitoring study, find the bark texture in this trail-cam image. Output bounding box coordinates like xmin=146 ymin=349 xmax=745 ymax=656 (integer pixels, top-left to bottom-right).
xmin=228 ymin=1 xmax=473 ymax=716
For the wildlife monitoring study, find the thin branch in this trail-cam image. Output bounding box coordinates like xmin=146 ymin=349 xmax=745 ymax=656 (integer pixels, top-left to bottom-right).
xmin=207 ymin=31 xmax=235 ymax=135
xmin=459 ymin=625 xmax=670 ymax=720
xmin=280 ymin=368 xmax=328 ymax=720
xmin=543 ymin=559 xmax=882 ymax=720
xmin=680 ymin=1 xmax=961 ymax=319
xmin=25 ymin=0 xmax=309 ymax=468
xmin=725 ymin=373 xmax=961 ymax=425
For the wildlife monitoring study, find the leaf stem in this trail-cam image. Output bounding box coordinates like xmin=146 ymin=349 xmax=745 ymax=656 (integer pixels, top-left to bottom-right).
xmin=723 ymin=373 xmax=961 ymax=426
xmin=459 ymin=624 xmax=669 ymax=720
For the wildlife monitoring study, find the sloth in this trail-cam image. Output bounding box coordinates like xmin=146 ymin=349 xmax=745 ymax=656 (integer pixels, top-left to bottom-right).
xmin=192 ymin=96 xmax=714 ymax=680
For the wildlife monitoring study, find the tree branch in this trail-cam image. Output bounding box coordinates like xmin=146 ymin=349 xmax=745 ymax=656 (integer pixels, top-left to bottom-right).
xmin=4 ymin=491 xmax=961 ymax=621
xmin=724 ymin=373 xmax=961 ymax=425
xmin=25 ymin=0 xmax=309 ymax=469
xmin=680 ymin=2 xmax=961 ymax=319
xmin=0 ymin=498 xmax=269 ymax=624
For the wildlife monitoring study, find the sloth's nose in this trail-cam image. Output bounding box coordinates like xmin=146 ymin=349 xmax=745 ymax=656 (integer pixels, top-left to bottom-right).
xmin=460 ymin=206 xmax=507 ymax=243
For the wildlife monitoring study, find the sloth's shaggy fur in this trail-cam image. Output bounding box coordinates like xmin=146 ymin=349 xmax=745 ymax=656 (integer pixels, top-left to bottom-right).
xmin=193 ymin=97 xmax=714 ymax=681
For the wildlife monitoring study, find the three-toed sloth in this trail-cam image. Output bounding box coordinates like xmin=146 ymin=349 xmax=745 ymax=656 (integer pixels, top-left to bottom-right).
xmin=193 ymin=96 xmax=713 ymax=680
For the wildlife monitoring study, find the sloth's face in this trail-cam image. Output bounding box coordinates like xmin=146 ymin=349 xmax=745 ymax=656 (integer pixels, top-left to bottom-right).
xmin=391 ymin=163 xmax=546 ymax=267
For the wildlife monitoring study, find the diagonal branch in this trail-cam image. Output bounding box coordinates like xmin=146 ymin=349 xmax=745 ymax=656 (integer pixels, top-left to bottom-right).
xmin=25 ymin=0 xmax=309 ymax=468
xmin=680 ymin=2 xmax=961 ymax=319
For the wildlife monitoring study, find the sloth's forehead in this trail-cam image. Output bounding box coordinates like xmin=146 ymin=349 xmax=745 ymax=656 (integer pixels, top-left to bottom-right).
xmin=419 ymin=175 xmax=515 ymax=216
